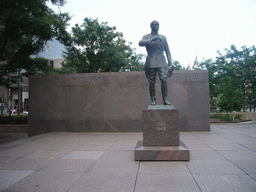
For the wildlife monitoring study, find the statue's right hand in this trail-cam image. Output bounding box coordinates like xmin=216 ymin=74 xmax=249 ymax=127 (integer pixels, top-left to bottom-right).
xmin=151 ymin=35 xmax=162 ymax=42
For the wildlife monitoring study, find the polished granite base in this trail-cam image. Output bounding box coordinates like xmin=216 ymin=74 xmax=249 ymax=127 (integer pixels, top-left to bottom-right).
xmin=143 ymin=105 xmax=180 ymax=146
xmin=134 ymin=140 xmax=190 ymax=161
xmin=135 ymin=105 xmax=190 ymax=161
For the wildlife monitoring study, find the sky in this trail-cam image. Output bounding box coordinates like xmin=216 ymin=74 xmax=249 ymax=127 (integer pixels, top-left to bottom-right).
xmin=48 ymin=0 xmax=256 ymax=67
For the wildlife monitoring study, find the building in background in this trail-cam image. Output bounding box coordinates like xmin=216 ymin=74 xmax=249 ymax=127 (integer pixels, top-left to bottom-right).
xmin=0 ymin=38 xmax=66 ymax=115
xmin=32 ymin=37 xmax=66 ymax=68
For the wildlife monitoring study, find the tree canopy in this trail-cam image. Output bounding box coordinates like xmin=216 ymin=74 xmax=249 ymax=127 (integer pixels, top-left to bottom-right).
xmin=57 ymin=18 xmax=144 ymax=74
xmin=196 ymin=45 xmax=256 ymax=112
xmin=172 ymin=60 xmax=186 ymax=70
xmin=0 ymin=0 xmax=70 ymax=86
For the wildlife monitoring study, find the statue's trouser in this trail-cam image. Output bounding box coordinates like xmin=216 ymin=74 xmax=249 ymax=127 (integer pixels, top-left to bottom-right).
xmin=161 ymin=81 xmax=168 ymax=101
xmin=145 ymin=67 xmax=169 ymax=104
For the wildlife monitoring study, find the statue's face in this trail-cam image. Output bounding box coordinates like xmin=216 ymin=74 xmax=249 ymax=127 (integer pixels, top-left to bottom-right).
xmin=151 ymin=21 xmax=159 ymax=32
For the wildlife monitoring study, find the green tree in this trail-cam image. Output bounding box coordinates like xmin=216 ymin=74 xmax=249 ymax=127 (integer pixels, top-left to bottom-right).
xmin=217 ymin=76 xmax=242 ymax=112
xmin=172 ymin=60 xmax=185 ymax=70
xmin=216 ymin=45 xmax=256 ymax=111
xmin=0 ymin=0 xmax=70 ymax=86
xmin=60 ymin=18 xmax=143 ymax=73
xmin=194 ymin=59 xmax=220 ymax=109
xmin=249 ymin=46 xmax=256 ymax=111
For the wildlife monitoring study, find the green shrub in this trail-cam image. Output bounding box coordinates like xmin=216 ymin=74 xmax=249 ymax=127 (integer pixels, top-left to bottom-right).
xmin=210 ymin=113 xmax=244 ymax=122
xmin=0 ymin=116 xmax=12 ymax=124
xmin=0 ymin=115 xmax=28 ymax=124
xmin=221 ymin=114 xmax=233 ymax=122
xmin=234 ymin=114 xmax=242 ymax=120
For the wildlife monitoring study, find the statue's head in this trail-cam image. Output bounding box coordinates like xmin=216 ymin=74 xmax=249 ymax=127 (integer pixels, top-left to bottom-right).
xmin=150 ymin=20 xmax=159 ymax=32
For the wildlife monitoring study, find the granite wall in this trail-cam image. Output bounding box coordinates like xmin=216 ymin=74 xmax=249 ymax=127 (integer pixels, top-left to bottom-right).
xmin=28 ymin=70 xmax=210 ymax=136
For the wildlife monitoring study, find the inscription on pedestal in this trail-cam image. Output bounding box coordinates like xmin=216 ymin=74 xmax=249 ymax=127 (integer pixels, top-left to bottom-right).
xmin=143 ymin=105 xmax=180 ymax=146
xmin=156 ymin=121 xmax=166 ymax=131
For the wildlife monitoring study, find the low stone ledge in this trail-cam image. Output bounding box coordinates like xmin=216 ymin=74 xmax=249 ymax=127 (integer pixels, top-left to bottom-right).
xmin=0 ymin=124 xmax=28 ymax=133
xmin=210 ymin=119 xmax=252 ymax=123
xmin=134 ymin=141 xmax=190 ymax=161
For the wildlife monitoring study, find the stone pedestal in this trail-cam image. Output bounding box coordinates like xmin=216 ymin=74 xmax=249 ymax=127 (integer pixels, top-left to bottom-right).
xmin=134 ymin=105 xmax=190 ymax=161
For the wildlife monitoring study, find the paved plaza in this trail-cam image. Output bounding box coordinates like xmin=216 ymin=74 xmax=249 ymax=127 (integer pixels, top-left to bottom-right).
xmin=0 ymin=123 xmax=256 ymax=192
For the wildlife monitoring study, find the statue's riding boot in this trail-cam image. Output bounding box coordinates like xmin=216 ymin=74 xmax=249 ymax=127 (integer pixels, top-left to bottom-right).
xmin=161 ymin=82 xmax=172 ymax=105
xmin=149 ymin=83 xmax=157 ymax=105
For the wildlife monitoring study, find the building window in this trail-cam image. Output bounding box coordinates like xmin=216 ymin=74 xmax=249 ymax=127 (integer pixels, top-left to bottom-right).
xmin=50 ymin=60 xmax=54 ymax=68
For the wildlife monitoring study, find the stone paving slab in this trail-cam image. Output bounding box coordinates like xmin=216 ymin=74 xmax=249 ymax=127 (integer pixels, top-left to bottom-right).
xmin=186 ymin=159 xmax=246 ymax=175
xmin=135 ymin=173 xmax=201 ymax=192
xmin=193 ymin=175 xmax=256 ymax=192
xmin=68 ymin=172 xmax=137 ymax=192
xmin=4 ymin=170 xmax=84 ymax=192
xmin=138 ymin=161 xmax=191 ymax=175
xmin=0 ymin=170 xmax=34 ymax=191
xmin=0 ymin=124 xmax=255 ymax=191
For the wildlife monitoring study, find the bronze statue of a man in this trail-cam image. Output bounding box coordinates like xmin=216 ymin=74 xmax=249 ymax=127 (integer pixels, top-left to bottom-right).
xmin=139 ymin=20 xmax=173 ymax=105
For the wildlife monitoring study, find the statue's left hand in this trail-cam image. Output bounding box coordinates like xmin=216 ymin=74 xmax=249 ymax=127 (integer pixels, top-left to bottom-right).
xmin=151 ymin=35 xmax=162 ymax=42
xmin=158 ymin=35 xmax=163 ymax=41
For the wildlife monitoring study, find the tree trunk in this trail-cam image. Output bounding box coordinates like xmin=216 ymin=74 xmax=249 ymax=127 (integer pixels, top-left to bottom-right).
xmin=242 ymin=85 xmax=246 ymax=112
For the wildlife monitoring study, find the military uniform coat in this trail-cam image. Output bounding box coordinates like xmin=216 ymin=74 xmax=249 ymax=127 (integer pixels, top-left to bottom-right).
xmin=141 ymin=34 xmax=170 ymax=69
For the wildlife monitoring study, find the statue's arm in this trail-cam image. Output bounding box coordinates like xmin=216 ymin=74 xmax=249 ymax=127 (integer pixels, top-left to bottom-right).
xmin=165 ymin=38 xmax=172 ymax=66
xmin=139 ymin=35 xmax=161 ymax=46
xmin=139 ymin=36 xmax=151 ymax=46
